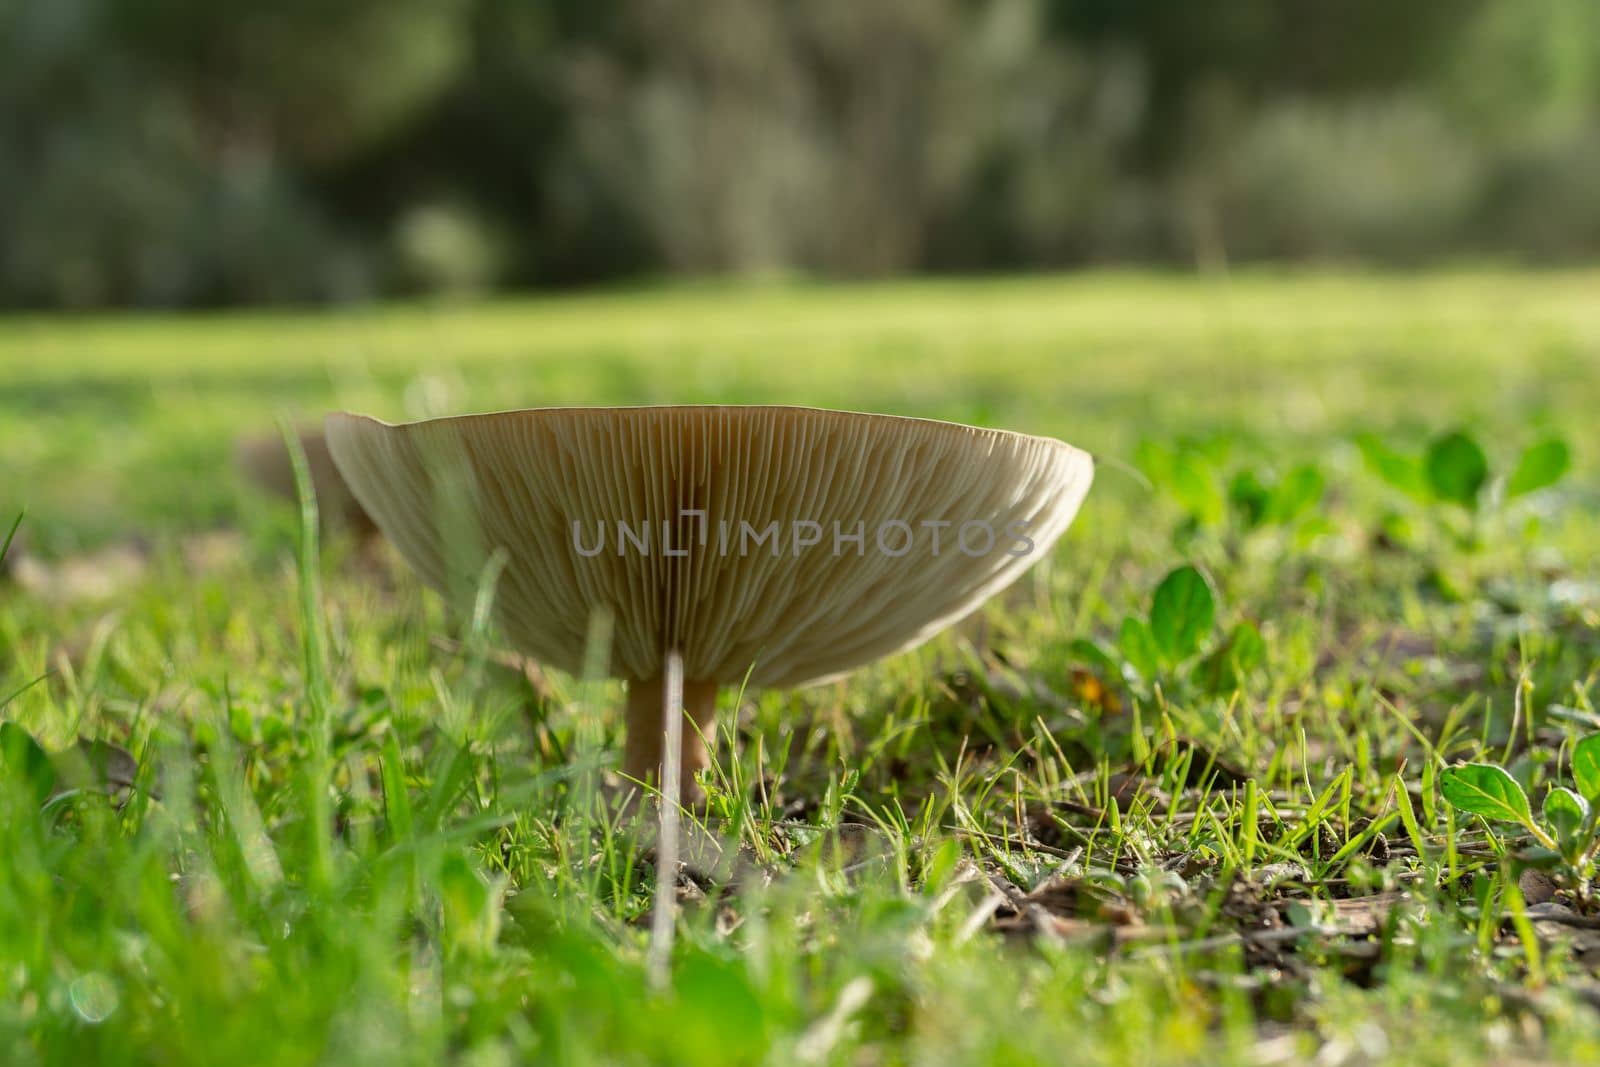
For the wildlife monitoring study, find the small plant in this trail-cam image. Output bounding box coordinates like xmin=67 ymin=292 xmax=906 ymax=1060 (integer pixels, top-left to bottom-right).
xmin=1357 ymin=429 xmax=1570 ymax=513
xmin=1072 ymin=563 xmax=1265 ymax=698
xmin=1440 ymin=735 xmax=1600 ymax=895
xmin=1136 ymin=438 xmax=1326 ymax=536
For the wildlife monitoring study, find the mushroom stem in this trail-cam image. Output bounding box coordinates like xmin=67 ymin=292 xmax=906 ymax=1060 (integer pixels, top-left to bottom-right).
xmin=622 ymin=675 xmax=720 ymax=788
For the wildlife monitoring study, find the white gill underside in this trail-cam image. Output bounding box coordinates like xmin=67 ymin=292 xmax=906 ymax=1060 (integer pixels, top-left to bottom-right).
xmin=325 ymin=407 xmax=1092 ymax=689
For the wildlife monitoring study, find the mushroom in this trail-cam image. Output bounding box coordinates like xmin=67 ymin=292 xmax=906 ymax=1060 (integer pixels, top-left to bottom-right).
xmin=324 ymin=406 xmax=1092 ymax=791
xmin=237 ymin=427 xmax=382 ymax=548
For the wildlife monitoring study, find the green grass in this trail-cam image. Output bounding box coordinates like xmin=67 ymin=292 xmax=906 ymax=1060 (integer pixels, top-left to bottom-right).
xmin=2 ymin=269 xmax=1599 ymax=1065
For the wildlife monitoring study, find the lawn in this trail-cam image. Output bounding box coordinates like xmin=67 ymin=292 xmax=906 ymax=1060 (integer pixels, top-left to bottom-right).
xmin=2 ymin=269 xmax=1599 ymax=1065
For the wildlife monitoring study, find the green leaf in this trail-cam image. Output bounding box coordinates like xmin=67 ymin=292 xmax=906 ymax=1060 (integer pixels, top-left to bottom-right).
xmin=1227 ymin=470 xmax=1270 ymax=528
xmin=1169 ymin=451 xmax=1225 ymax=527
xmin=1425 ymin=430 xmax=1489 ymax=509
xmin=1066 ymin=638 xmax=1119 ymax=677
xmin=1541 ymin=787 xmax=1588 ymax=845
xmin=1506 ymin=438 xmax=1570 ymax=498
xmin=1134 ymin=439 xmax=1173 ymax=487
xmin=1230 ymin=621 xmax=1267 ymax=670
xmin=672 ymin=948 xmax=771 ymax=1063
xmin=1355 ymin=434 xmax=1426 ymax=498
xmin=1572 ymin=734 xmax=1600 ymax=804
xmin=1196 ymin=621 xmax=1266 ymax=694
xmin=437 ymin=850 xmax=503 ymax=959
xmin=380 ymin=732 xmax=414 ymax=843
xmin=422 ymin=739 xmax=476 ymax=831
xmin=1117 ymin=617 xmax=1160 ymax=683
xmin=1149 ymin=565 xmax=1216 ymax=664
xmin=1393 ymin=776 xmax=1427 ymax=857
xmin=1266 ymin=464 xmax=1325 ymax=523
xmin=0 ymin=721 xmax=56 ymax=806
xmin=1439 ymin=763 xmax=1532 ymax=827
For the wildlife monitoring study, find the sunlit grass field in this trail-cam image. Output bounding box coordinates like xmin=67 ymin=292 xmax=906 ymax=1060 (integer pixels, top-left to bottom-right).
xmin=2 ymin=270 xmax=1599 ymax=1065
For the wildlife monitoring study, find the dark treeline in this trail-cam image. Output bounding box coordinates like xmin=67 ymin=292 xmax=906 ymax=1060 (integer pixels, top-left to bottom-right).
xmin=4 ymin=0 xmax=1598 ymax=308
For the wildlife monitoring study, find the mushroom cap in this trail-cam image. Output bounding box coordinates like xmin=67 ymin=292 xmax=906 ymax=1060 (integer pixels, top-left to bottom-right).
xmin=325 ymin=406 xmax=1092 ymax=688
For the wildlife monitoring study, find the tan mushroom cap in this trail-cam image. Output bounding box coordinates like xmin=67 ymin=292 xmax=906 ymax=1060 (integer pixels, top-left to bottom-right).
xmin=325 ymin=405 xmax=1092 ymax=690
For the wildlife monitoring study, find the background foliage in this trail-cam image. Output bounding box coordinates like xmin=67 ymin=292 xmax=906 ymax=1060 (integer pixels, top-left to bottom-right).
xmin=4 ymin=0 xmax=1599 ymax=308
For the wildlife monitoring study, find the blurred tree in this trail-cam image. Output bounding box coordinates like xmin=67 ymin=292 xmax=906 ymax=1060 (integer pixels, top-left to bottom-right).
xmin=1435 ymin=0 xmax=1600 ymax=260
xmin=1049 ymin=0 xmax=1487 ymax=163
xmin=105 ymin=0 xmax=471 ymax=165
xmin=533 ymin=0 xmax=1101 ymax=277
xmin=0 ymin=0 xmax=467 ymax=305
xmin=1437 ymin=0 xmax=1600 ymax=138
xmin=541 ymin=0 xmax=972 ymax=275
xmin=311 ymin=0 xmax=655 ymax=289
